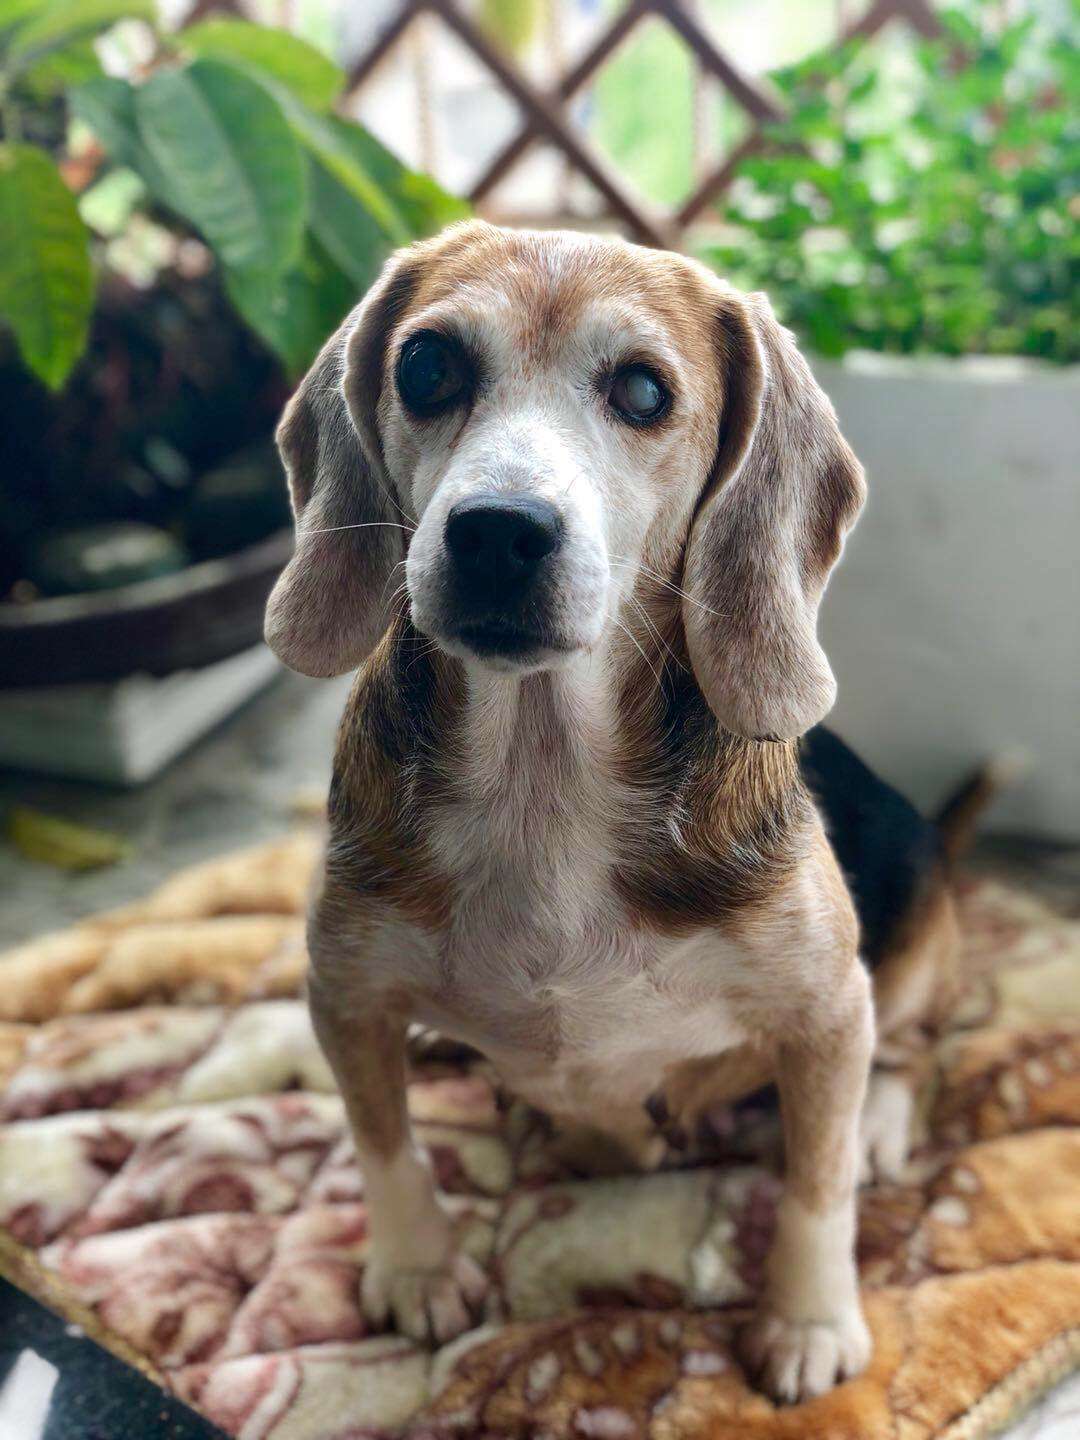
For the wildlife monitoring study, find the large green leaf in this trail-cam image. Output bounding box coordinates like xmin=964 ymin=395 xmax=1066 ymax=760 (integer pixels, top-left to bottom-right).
xmin=225 ymin=231 xmax=355 ymax=377
xmin=307 ymin=152 xmax=387 ymax=290
xmin=299 ymin=112 xmax=467 ymax=284
xmin=0 ymin=143 xmax=93 ymax=388
xmin=134 ymin=59 xmax=305 ymax=276
xmin=179 ymin=19 xmax=343 ymax=112
xmin=280 ymin=99 xmax=412 ymax=248
xmin=71 ymin=73 xmax=173 ymax=201
xmin=70 ymin=73 xmax=140 ymax=165
xmin=323 ymin=115 xmax=469 ymax=236
xmin=7 ymin=0 xmax=152 ymax=67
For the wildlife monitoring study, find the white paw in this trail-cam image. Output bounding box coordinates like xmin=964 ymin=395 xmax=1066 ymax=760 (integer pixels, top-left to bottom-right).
xmin=739 ymin=1303 xmax=871 ymax=1403
xmin=362 ymin=1250 xmax=489 ymax=1346
xmin=859 ymin=1072 xmax=914 ymax=1184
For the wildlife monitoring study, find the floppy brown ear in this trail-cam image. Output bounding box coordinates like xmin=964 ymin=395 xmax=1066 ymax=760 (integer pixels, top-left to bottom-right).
xmin=264 ymin=252 xmax=420 ymax=677
xmin=682 ymin=289 xmax=866 ymax=740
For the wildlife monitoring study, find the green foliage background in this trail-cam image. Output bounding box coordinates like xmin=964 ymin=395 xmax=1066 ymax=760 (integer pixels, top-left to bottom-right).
xmin=0 ymin=0 xmax=1076 ymax=387
xmin=0 ymin=1 xmax=466 ymax=390
xmin=593 ymin=0 xmax=1077 ymax=364
xmin=701 ymin=2 xmax=1078 ymax=363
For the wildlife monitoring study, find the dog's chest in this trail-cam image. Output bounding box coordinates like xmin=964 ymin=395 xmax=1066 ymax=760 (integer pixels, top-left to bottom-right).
xmin=353 ymin=666 xmax=754 ymax=1112
xmin=417 ymin=774 xmax=747 ymax=1110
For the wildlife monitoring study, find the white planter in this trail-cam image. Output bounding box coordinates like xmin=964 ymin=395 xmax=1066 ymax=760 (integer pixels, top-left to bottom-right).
xmin=812 ymin=352 xmax=1080 ymax=841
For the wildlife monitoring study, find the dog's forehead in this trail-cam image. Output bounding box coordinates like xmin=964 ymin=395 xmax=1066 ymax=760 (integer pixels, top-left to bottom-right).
xmin=402 ymin=223 xmax=716 ymax=365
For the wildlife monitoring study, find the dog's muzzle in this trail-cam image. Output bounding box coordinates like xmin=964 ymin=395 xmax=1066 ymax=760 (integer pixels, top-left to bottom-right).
xmin=442 ymin=492 xmax=564 ymax=659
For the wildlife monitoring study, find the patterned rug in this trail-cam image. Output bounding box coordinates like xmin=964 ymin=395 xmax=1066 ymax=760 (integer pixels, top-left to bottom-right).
xmin=0 ymin=832 xmax=1077 ymax=1440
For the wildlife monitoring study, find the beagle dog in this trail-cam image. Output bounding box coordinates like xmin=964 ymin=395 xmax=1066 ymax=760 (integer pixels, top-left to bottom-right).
xmin=264 ymin=221 xmax=969 ymax=1403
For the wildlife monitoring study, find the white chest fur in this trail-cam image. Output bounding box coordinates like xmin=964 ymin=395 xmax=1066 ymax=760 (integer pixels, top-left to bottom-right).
xmin=408 ymin=660 xmax=748 ymax=1117
xmin=411 ymin=911 xmax=748 ymax=1120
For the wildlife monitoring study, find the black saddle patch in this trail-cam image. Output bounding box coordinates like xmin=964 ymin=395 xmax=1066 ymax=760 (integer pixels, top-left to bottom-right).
xmin=800 ymin=726 xmax=943 ymax=969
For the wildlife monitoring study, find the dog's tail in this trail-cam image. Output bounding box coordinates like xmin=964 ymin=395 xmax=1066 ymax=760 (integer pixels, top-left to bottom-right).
xmin=933 ymin=751 xmax=1029 ymax=865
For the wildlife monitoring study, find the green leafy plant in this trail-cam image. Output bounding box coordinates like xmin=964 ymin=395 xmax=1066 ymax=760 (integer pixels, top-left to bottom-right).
xmin=701 ymin=2 xmax=1078 ymax=363
xmin=0 ymin=1 xmax=467 ymax=389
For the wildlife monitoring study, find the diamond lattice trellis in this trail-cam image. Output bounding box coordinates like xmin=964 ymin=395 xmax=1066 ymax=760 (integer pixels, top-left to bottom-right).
xmin=180 ymin=0 xmax=942 ymax=246
xmin=341 ymin=0 xmax=943 ymax=248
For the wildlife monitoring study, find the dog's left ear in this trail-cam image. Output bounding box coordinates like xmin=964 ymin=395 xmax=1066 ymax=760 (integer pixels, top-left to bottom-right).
xmin=682 ymin=288 xmax=866 ymax=740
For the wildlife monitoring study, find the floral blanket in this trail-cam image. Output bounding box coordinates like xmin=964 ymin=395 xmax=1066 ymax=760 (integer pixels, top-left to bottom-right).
xmin=0 ymin=834 xmax=1077 ymax=1439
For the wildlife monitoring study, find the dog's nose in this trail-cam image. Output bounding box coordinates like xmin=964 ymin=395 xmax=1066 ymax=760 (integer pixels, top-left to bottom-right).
xmin=445 ymin=494 xmax=562 ymax=603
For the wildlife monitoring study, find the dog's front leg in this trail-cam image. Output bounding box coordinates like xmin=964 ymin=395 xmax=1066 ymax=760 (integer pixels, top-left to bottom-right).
xmin=741 ymin=966 xmax=874 ymax=1403
xmin=309 ymin=975 xmax=487 ymax=1344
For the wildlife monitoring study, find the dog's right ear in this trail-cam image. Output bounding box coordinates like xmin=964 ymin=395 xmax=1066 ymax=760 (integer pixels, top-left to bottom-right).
xmin=264 ymin=251 xmax=421 ymax=677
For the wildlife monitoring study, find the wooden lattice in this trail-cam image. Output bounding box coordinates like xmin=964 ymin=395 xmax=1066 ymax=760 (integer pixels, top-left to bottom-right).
xmin=184 ymin=0 xmax=941 ymax=246
xmin=342 ymin=0 xmax=942 ymax=248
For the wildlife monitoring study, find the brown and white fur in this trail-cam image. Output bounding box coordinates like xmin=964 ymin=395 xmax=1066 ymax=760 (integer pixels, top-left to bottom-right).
xmin=264 ymin=221 xmax=958 ymax=1403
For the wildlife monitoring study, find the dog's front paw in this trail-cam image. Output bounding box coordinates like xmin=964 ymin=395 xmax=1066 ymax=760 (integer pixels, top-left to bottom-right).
xmin=739 ymin=1303 xmax=871 ymax=1404
xmin=362 ymin=1250 xmax=488 ymax=1346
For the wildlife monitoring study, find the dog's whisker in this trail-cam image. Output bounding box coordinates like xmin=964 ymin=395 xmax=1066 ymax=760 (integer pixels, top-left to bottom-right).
xmin=361 ymin=464 xmax=416 ymax=529
xmin=402 ymin=636 xmax=440 ymax=677
xmin=625 ymin=594 xmax=685 ymax=673
xmin=623 ymin=592 xmax=666 ymax=657
xmin=379 ymin=560 xmax=410 ymax=607
xmin=613 ymin=615 xmax=663 ymax=689
xmin=298 ymin=521 xmax=417 ymax=536
xmin=609 ymin=557 xmax=731 ymax=623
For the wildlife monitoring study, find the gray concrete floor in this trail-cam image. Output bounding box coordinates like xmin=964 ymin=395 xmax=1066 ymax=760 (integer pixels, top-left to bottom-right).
xmin=0 ymin=671 xmax=350 ymax=949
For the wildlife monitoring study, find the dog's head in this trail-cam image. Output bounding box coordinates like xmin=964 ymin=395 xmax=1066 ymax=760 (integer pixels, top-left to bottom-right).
xmin=265 ymin=221 xmax=864 ymax=739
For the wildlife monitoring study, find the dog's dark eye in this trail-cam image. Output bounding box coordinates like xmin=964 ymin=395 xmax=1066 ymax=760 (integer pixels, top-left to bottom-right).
xmin=397 ymin=332 xmax=467 ymax=415
xmin=608 ymin=365 xmax=669 ymax=425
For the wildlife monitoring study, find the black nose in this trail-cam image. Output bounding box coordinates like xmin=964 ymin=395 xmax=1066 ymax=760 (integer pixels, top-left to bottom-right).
xmin=444 ymin=494 xmax=562 ymax=604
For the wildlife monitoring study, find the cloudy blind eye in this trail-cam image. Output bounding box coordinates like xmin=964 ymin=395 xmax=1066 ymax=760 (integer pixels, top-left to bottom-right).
xmin=608 ymin=365 xmax=669 ymax=425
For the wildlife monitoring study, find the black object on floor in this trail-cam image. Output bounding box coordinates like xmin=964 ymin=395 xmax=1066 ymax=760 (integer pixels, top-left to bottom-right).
xmin=0 ymin=1278 xmax=225 ymax=1439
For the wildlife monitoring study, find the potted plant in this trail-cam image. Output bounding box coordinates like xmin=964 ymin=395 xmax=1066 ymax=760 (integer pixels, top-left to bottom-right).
xmin=701 ymin=3 xmax=1078 ymax=839
xmin=0 ymin=1 xmax=465 ymax=779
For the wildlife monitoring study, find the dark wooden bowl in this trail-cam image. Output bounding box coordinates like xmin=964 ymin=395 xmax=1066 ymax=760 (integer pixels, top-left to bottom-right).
xmin=0 ymin=531 xmax=294 ymax=688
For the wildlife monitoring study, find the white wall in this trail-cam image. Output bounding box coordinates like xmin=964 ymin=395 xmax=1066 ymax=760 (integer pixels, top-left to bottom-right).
xmin=813 ymin=354 xmax=1080 ymax=840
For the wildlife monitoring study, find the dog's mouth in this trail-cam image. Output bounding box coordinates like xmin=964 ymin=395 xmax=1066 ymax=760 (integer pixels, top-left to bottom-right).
xmin=454 ymin=620 xmax=572 ymax=661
